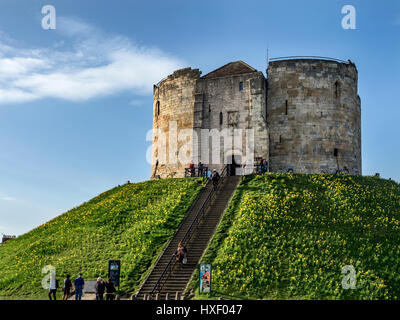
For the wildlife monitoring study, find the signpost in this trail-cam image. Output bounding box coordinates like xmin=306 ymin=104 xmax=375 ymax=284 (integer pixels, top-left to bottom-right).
xmin=199 ymin=264 xmax=212 ymax=293
xmin=108 ymin=260 xmax=121 ymax=288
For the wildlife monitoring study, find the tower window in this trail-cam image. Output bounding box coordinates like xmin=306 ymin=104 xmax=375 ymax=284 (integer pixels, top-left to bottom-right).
xmin=285 ymin=100 xmax=288 ymax=115
xmin=209 ymin=104 xmax=211 ymax=112
xmin=239 ymin=82 xmax=243 ymax=91
xmin=156 ymin=101 xmax=160 ymax=116
xmin=334 ymin=81 xmax=341 ymax=99
xmin=334 ymin=148 xmax=338 ymax=157
xmin=219 ymin=112 xmax=223 ymax=125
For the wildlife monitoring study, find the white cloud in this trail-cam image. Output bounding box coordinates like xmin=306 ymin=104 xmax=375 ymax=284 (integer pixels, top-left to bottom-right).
xmin=0 ymin=17 xmax=184 ymax=104
xmin=57 ymin=17 xmax=95 ymax=37
xmin=1 ymin=196 xmax=16 ymax=201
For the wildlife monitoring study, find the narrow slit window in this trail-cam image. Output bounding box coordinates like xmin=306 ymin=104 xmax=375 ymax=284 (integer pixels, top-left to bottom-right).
xmin=156 ymin=101 xmax=160 ymax=116
xmin=285 ymin=100 xmax=288 ymax=115
xmin=209 ymin=104 xmax=211 ymax=112
xmin=239 ymin=82 xmax=243 ymax=91
xmin=219 ymin=112 xmax=223 ymax=125
xmin=334 ymin=148 xmax=338 ymax=157
xmin=335 ymin=81 xmax=341 ymax=99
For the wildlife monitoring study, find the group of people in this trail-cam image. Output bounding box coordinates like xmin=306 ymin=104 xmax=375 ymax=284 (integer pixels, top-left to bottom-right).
xmin=93 ymin=277 xmax=117 ymax=301
xmin=188 ymin=161 xmax=205 ymax=177
xmin=188 ymin=162 xmax=221 ymax=189
xmin=48 ymin=273 xmax=116 ymax=301
xmin=189 ymin=158 xmax=270 ymax=177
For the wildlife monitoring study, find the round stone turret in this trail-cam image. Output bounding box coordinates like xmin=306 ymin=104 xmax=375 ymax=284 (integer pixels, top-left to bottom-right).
xmin=267 ymin=58 xmax=361 ymax=174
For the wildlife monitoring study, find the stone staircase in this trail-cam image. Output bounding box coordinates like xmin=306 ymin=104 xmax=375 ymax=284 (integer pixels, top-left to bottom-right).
xmin=135 ymin=173 xmax=240 ymax=300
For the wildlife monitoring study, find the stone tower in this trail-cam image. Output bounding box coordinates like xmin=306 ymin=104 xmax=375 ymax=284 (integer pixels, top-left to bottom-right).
xmin=267 ymin=59 xmax=361 ymax=174
xmin=151 ymin=57 xmax=361 ymax=178
xmin=151 ymin=68 xmax=201 ymax=178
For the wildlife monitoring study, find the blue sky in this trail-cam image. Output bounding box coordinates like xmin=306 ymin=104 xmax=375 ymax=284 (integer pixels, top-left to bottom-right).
xmin=0 ymin=0 xmax=399 ymax=235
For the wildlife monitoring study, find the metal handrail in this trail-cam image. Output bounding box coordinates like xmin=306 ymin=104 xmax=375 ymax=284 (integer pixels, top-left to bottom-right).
xmin=269 ymin=56 xmax=348 ymax=64
xmin=134 ymin=175 xmax=210 ymax=297
xmin=149 ymin=166 xmax=228 ymax=298
xmin=181 ymin=166 xmax=227 ymax=245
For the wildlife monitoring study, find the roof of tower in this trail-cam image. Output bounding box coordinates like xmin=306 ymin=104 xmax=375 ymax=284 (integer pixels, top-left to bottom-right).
xmin=201 ymin=60 xmax=257 ymax=79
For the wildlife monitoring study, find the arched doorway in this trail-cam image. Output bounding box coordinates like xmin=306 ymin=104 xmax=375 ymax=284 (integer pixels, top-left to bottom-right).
xmin=225 ymin=153 xmax=241 ymax=176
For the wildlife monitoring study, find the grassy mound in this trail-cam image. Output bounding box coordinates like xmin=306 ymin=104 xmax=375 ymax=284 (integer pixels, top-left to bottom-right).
xmin=0 ymin=178 xmax=202 ymax=300
xmin=189 ymin=174 xmax=400 ymax=300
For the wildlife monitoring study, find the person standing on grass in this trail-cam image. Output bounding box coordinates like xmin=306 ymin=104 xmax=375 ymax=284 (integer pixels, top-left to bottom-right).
xmin=74 ymin=273 xmax=85 ymax=300
xmin=95 ymin=277 xmax=106 ymax=300
xmin=258 ymin=158 xmax=263 ymax=174
xmin=48 ymin=273 xmax=57 ymax=300
xmin=105 ymin=278 xmax=116 ymax=301
xmin=262 ymin=159 xmax=268 ymax=173
xmin=62 ymin=275 xmax=72 ymax=300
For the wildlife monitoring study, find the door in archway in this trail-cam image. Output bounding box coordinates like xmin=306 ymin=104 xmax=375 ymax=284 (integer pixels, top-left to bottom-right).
xmin=228 ymin=155 xmax=240 ymax=176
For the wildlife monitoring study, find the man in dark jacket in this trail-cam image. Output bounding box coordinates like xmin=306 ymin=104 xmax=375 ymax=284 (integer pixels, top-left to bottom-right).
xmin=74 ymin=273 xmax=85 ymax=300
xmin=105 ymin=278 xmax=116 ymax=301
xmin=95 ymin=277 xmax=106 ymax=300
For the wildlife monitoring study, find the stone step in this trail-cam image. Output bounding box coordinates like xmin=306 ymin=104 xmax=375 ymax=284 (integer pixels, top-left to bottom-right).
xmin=136 ymin=176 xmax=240 ymax=298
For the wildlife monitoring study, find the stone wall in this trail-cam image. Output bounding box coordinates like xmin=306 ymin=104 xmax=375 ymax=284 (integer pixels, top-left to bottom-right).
xmin=194 ymin=71 xmax=269 ymax=174
xmin=267 ymin=59 xmax=361 ymax=174
xmin=151 ymin=68 xmax=201 ymax=178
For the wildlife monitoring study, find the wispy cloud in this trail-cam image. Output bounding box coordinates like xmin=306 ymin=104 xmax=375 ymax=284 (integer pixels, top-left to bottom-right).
xmin=0 ymin=196 xmax=16 ymax=201
xmin=0 ymin=17 xmax=184 ymax=104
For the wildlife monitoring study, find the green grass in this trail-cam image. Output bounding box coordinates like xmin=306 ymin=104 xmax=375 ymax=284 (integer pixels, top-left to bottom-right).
xmin=187 ymin=174 xmax=400 ymax=300
xmin=0 ymin=178 xmax=203 ymax=300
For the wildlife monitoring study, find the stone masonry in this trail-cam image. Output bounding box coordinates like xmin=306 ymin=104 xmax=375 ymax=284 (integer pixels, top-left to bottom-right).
xmin=151 ymin=58 xmax=361 ymax=178
xmin=267 ymin=59 xmax=361 ymax=174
